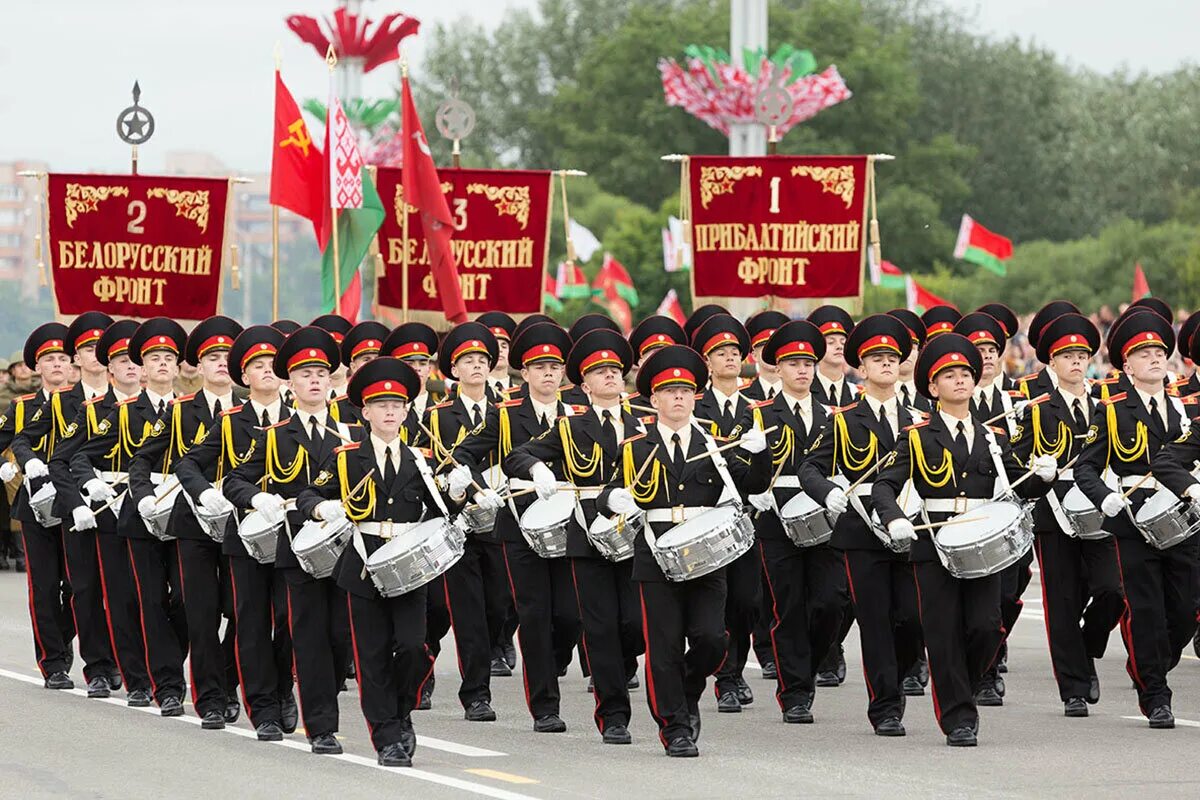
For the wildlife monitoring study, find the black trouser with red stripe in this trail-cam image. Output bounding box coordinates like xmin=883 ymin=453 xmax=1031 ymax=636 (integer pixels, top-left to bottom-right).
xmin=442 ymin=537 xmax=495 ymax=709
xmin=346 ymin=587 xmax=427 ymax=750
xmin=228 ymin=555 xmax=293 ymax=727
xmin=758 ymin=538 xmax=846 ymax=711
xmin=176 ymin=538 xmax=229 ymax=716
xmin=1000 ymin=550 xmax=1035 ymax=643
xmin=21 ymin=520 xmax=74 ymax=677
xmin=501 ymin=539 xmax=580 ymax=719
xmin=126 ymin=537 xmax=186 ymax=703
xmin=479 ymin=537 xmax=518 ymax=658
xmin=63 ymin=527 xmax=117 ymax=681
xmin=844 ymin=548 xmax=922 ymax=727
xmin=571 ymin=556 xmax=642 ymax=732
xmin=713 ymin=546 xmax=761 ymax=698
xmin=1034 ymin=531 xmax=1124 ymax=701
xmin=1113 ymin=534 xmax=1200 ymax=715
xmin=913 ymin=562 xmax=1004 ymax=734
xmin=283 ymin=567 xmax=347 ymax=737
xmin=96 ymin=529 xmax=151 ymax=692
xmin=639 ymin=573 xmax=726 ymax=746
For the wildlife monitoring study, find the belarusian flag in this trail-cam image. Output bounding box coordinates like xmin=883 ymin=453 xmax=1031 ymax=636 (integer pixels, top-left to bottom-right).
xmin=543 ymin=270 xmax=563 ymax=312
xmin=592 ymin=253 xmax=639 ymax=306
xmin=555 ymin=262 xmax=590 ymax=299
xmin=604 ymin=297 xmax=633 ymax=334
xmin=905 ymin=275 xmax=950 ymax=314
xmin=656 ymin=289 xmax=687 ymax=327
xmin=1132 ymin=263 xmax=1151 ymax=301
xmin=319 ymin=166 xmax=384 ymax=319
xmin=954 ymin=214 xmax=1013 ymax=276
xmin=322 ymin=92 xmax=374 ymax=320
xmin=867 ymin=247 xmax=905 ymax=289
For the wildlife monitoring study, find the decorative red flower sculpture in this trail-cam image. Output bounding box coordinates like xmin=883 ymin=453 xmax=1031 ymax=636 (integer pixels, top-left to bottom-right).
xmin=286 ymin=6 xmax=420 ymax=73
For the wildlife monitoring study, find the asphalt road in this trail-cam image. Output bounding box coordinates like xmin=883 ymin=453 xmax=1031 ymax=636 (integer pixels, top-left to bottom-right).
xmin=1 ymin=562 xmax=1198 ymax=800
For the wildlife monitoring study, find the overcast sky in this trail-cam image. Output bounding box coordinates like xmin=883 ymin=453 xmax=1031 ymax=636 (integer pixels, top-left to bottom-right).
xmin=4 ymin=0 xmax=1197 ymax=174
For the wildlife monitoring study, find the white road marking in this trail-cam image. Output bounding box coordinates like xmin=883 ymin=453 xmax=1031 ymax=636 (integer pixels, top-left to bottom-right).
xmin=1122 ymin=715 xmax=1200 ymax=728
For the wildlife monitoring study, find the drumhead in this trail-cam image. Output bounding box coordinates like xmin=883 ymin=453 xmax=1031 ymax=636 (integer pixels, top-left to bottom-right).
xmin=937 ymin=501 xmax=1021 ymax=546
xmin=1061 ymin=485 xmax=1094 ymax=512
xmin=521 ymin=492 xmax=575 ymax=528
xmin=293 ymin=520 xmax=337 ymax=550
xmin=367 ymin=519 xmax=445 ymax=564
xmin=779 ymin=492 xmax=820 ymax=516
xmin=239 ymin=510 xmax=275 ymax=536
xmin=1135 ymin=489 xmax=1180 ymax=522
xmin=656 ymin=506 xmax=740 ymax=546
xmin=29 ymin=483 xmax=56 ymax=502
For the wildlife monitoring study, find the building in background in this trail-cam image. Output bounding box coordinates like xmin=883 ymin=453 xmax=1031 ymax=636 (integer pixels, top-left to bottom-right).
xmin=0 ymin=160 xmax=49 ymax=296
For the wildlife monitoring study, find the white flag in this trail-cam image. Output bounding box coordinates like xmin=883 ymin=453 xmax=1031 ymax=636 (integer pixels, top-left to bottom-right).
xmin=668 ymin=215 xmax=692 ymax=270
xmin=568 ymin=218 xmax=601 ymax=263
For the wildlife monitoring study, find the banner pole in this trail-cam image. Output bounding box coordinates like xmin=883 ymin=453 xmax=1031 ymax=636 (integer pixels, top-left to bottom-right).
xmin=401 ymin=201 xmax=409 ymax=322
xmin=271 ymin=205 xmax=280 ymax=319
xmin=332 ymin=207 xmax=341 ymax=315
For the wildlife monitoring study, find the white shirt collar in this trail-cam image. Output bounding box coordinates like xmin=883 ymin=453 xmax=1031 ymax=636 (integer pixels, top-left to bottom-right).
xmin=657 ymin=420 xmax=692 ymax=452
xmin=145 ymin=389 xmax=174 ymax=409
xmin=1135 ymin=386 xmax=1167 ymax=419
xmin=593 ymin=401 xmax=620 ymax=422
xmin=249 ymin=396 xmax=283 ymax=425
xmin=820 ymin=374 xmax=843 ymax=397
xmin=459 ymin=393 xmax=488 ymax=421
xmin=530 ymin=397 xmax=558 ymax=423
xmin=112 ymin=387 xmax=138 ymax=403
xmin=783 ymin=391 xmax=813 ymax=421
xmin=294 ymin=407 xmax=328 ymax=431
xmin=710 ymin=384 xmax=741 ymax=408
xmin=758 ymin=376 xmax=781 ymax=396
xmin=81 ymin=382 xmax=107 ymax=401
xmin=202 ymin=388 xmax=234 ymax=417
xmin=939 ymin=409 xmax=972 ymax=436
xmin=1058 ymin=386 xmax=1087 ymax=407
xmin=370 ymin=433 xmax=402 ymax=472
xmin=863 ymin=393 xmax=896 ymax=416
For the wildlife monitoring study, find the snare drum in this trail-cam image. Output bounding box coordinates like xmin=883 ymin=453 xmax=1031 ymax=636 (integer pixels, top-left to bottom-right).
xmin=141 ymin=481 xmax=180 ymax=540
xmin=183 ymin=491 xmax=232 ymax=543
xmin=588 ymin=511 xmax=642 ymax=562
xmin=1061 ymin=486 xmax=1108 ymax=540
xmin=25 ymin=479 xmax=61 ymax=527
xmin=869 ymin=481 xmax=921 ymax=553
xmin=457 ymin=502 xmax=498 ymax=535
xmin=776 ymin=493 xmax=833 ymax=548
xmin=292 ymin=518 xmax=356 ymax=579
xmin=934 ymin=500 xmax=1034 ymax=579
xmin=1134 ymin=489 xmax=1200 ymax=550
xmin=518 ymin=493 xmax=573 ymax=558
xmin=652 ymin=506 xmax=755 ymax=582
xmin=365 ymin=519 xmax=466 ymax=597
xmin=238 ymin=510 xmax=282 ymax=564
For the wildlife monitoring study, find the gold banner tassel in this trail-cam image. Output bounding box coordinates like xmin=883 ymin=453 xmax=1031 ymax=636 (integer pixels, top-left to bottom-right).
xmin=230 ymin=243 xmax=240 ymax=290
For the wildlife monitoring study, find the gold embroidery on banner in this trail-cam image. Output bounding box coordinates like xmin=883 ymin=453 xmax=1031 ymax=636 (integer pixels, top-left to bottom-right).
xmin=64 ymin=184 xmax=130 ymax=228
xmin=698 ymin=166 xmax=763 ymax=209
xmin=393 ymin=185 xmax=417 ymax=220
xmin=146 ymin=188 xmax=211 ymax=233
xmin=790 ymin=165 xmax=856 ymax=209
xmin=465 ymin=184 xmax=532 ymax=229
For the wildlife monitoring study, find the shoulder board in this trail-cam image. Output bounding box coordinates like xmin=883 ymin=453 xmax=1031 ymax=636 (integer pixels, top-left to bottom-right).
xmin=570 ymin=405 xmax=589 ymax=414
xmin=83 ymin=395 xmax=105 ymax=406
xmin=737 ymin=378 xmax=753 ymax=390
xmin=16 ymin=393 xmax=37 ymax=402
xmin=334 ymin=441 xmax=361 ymax=453
xmin=1182 ymin=396 xmax=1199 ymax=405
xmin=117 ymin=396 xmax=139 ymax=406
xmin=829 ymin=402 xmax=858 ymax=415
xmin=53 ymin=386 xmax=72 ymax=394
xmin=173 ymin=392 xmax=197 ymax=404
xmin=431 ymin=400 xmax=454 ymax=410
xmin=221 ymin=404 xmax=244 ymax=417
xmin=1006 ymin=390 xmax=1024 ymax=399
xmin=1016 ymin=372 xmax=1040 ymax=383
xmin=640 ymin=415 xmax=656 ymax=424
xmin=1101 ymin=392 xmax=1127 ymax=406
xmin=502 ymin=385 xmax=521 ymax=395
xmin=749 ymin=398 xmax=775 ymax=409
xmin=902 ymin=420 xmax=931 ymax=431
xmin=694 ymin=392 xmax=706 ymax=400
xmin=328 ymin=394 xmax=347 ymax=403
xmin=498 ymin=398 xmax=523 ymax=408
xmin=265 ymin=418 xmax=290 ymax=429
xmin=620 ymin=432 xmax=648 ymax=446
xmin=1095 ymin=376 xmax=1122 ymax=386
xmin=988 ymin=425 xmax=1007 ymax=435
xmin=414 ymin=447 xmax=433 ymax=459
xmin=1168 ymin=377 xmax=1190 ymax=387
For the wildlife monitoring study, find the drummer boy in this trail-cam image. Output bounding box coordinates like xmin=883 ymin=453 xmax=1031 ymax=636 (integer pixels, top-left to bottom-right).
xmin=297 ymin=357 xmax=450 ymax=767
xmin=598 ymin=344 xmax=770 ymax=758
xmin=872 ymin=332 xmax=1055 ymax=747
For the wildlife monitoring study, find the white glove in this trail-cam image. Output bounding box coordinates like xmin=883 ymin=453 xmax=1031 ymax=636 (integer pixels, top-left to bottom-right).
xmin=448 ymin=465 xmax=474 ymax=497
xmin=1185 ymin=484 xmax=1200 ymax=504
xmin=748 ymin=492 xmax=774 ymax=513
xmin=530 ymin=462 xmax=558 ymax=501
xmin=84 ymin=478 xmax=116 ymax=505
xmin=1030 ymin=455 xmax=1058 ymax=482
xmin=0 ymin=461 xmax=17 ymax=483
xmin=199 ymin=488 xmax=233 ymax=516
xmin=252 ymin=492 xmax=286 ymax=524
xmin=738 ymin=426 xmax=767 ymax=454
xmin=24 ymin=458 xmax=48 ymax=479
xmin=72 ymin=505 xmax=97 ymax=531
xmin=1012 ymin=399 xmax=1031 ymax=417
xmin=607 ymin=488 xmax=639 ymax=517
xmin=1100 ymin=493 xmax=1128 ymax=518
xmin=315 ymin=499 xmax=346 ymax=523
xmin=137 ymin=495 xmax=156 ymax=518
xmin=825 ymin=487 xmax=849 ymax=515
xmin=472 ymin=488 xmax=504 ymax=511
xmin=888 ymin=518 xmax=917 ymax=543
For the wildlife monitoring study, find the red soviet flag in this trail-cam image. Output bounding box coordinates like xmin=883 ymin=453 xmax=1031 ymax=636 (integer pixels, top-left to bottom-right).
xmin=270 ymin=71 xmax=328 ymax=248
xmin=401 ymin=74 xmax=467 ymax=323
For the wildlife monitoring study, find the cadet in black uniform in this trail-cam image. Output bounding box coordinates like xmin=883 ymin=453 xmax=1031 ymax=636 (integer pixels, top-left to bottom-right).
xmin=223 ymin=327 xmax=352 ymax=755
xmin=873 ymin=333 xmax=1055 ymax=746
xmin=800 ymin=314 xmax=922 ymax=736
xmin=742 ymin=311 xmax=790 ymax=403
xmin=176 ymin=325 xmax=297 ymax=740
xmin=1015 ymin=300 xmax=1082 ymax=400
xmin=1077 ymin=311 xmax=1195 ymax=729
xmin=976 ymin=303 xmax=1021 ymax=393
xmin=888 ymin=309 xmax=932 ymax=416
xmin=341 ymin=320 xmax=389 ymax=377
xmin=504 ymin=328 xmax=648 ymax=745
xmin=599 ymin=345 xmax=770 ymax=757
xmin=299 ymin=357 xmax=445 ymax=767
xmin=920 ymin=305 xmax=961 ymax=340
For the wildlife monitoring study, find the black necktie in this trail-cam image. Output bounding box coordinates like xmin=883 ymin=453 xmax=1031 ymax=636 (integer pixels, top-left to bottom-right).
xmin=213 ymin=398 xmax=222 ymax=418
xmin=156 ymin=399 xmax=165 ymax=416
xmin=671 ymin=432 xmax=685 ymax=473
xmin=261 ymin=408 xmax=271 ymax=428
xmin=1148 ymin=398 xmax=1166 ymax=438
xmin=901 ymin=385 xmax=910 ymax=408
xmin=384 ymin=445 xmax=397 ymax=486
xmin=309 ymin=417 xmax=323 ymax=449
xmin=1072 ymin=398 xmax=1086 ymax=430
xmin=953 ymin=420 xmax=969 ymax=460
xmin=878 ymin=404 xmax=895 ymax=449
xmin=470 ymin=404 xmax=482 ymax=429
xmin=600 ymin=410 xmax=617 ymax=453
xmin=723 ymin=399 xmax=733 ymax=425
xmin=767 ymin=386 xmax=777 ymax=400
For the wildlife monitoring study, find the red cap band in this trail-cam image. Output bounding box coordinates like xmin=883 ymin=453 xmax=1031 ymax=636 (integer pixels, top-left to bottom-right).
xmin=141 ymin=335 xmax=178 ymax=357
xmin=701 ymin=330 xmax=741 ymax=356
xmin=286 ymin=347 xmax=331 ymax=372
xmin=240 ymin=342 xmax=277 ymax=370
xmin=350 ymin=339 xmax=382 ymax=359
xmin=391 ymin=341 xmax=431 ymax=358
xmin=451 ymin=339 xmax=488 ymax=363
xmin=488 ymin=326 xmax=510 ymax=341
xmin=522 ymin=343 xmax=563 ymax=364
xmin=929 ymin=351 xmax=972 ymax=380
xmin=1121 ymin=331 xmax=1166 ymax=359
xmin=198 ymin=334 xmax=233 ymax=358
xmin=857 ymin=334 xmax=902 ymax=358
xmin=75 ymin=328 xmax=103 ymax=349
xmin=818 ymin=321 xmax=848 ymax=335
xmin=362 ymin=379 xmax=410 ymax=403
xmin=775 ymin=341 xmax=817 ymax=361
xmin=639 ymin=333 xmax=676 ymax=356
xmin=1048 ymin=333 xmax=1093 ymax=357
xmin=328 ymin=331 xmax=345 ymax=344
xmin=107 ymin=338 xmax=131 ymax=360
xmin=966 ymin=330 xmax=998 ymax=348
xmin=750 ymin=328 xmax=776 ymax=348
xmin=581 ymin=349 xmax=622 ymax=374
xmin=926 ymin=322 xmax=954 ymax=337
xmin=35 ymin=339 xmax=64 ymax=360
xmin=650 ymin=367 xmax=697 ymax=392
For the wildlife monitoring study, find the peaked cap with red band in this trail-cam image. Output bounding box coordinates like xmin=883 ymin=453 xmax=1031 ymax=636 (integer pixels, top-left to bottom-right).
xmin=96 ymin=319 xmax=140 ymax=367
xmin=920 ymin=305 xmax=962 ymax=340
xmin=636 ymin=344 xmax=708 ymax=398
xmin=915 ymin=332 xmax=982 ymax=399
xmin=23 ymin=322 xmax=70 ymax=369
xmin=845 ymin=313 xmax=911 ymax=369
xmin=65 ymin=311 xmax=115 ymax=357
xmin=954 ymin=311 xmax=1008 ymax=352
xmin=273 ymin=326 xmax=340 ymax=378
xmin=340 ymin=321 xmax=390 ymax=368
xmin=511 ymin=322 xmax=573 ymax=370
xmin=630 ymin=315 xmax=686 ymax=362
xmin=567 ymin=328 xmax=633 ymax=386
xmin=1035 ymin=313 xmax=1100 ymax=365
xmin=185 ymin=315 xmax=244 ymax=367
xmin=807 ymin=304 xmax=855 ymax=338
xmin=1107 ymin=309 xmax=1174 ymax=371
xmin=437 ymin=322 xmax=498 ymax=378
xmin=348 ymin=356 xmax=420 ymax=408
xmin=229 ymin=325 xmax=285 ymax=387
xmin=691 ymin=313 xmax=750 ymax=359
xmin=762 ymin=320 xmax=825 ymax=366
xmin=128 ymin=318 xmax=187 ymax=366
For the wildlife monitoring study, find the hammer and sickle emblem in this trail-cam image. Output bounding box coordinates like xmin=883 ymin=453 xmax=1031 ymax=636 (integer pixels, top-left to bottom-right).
xmin=279 ymin=119 xmax=312 ymax=158
xmin=412 ymin=130 xmax=432 ymax=156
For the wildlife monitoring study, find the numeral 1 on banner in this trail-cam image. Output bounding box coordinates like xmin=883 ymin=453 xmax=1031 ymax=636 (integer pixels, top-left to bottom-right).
xmin=127 ymin=200 xmax=147 ymax=234
xmin=768 ymin=177 xmax=781 ymax=214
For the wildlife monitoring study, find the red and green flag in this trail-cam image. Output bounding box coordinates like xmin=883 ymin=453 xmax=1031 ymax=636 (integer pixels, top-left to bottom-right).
xmin=868 ymin=248 xmax=906 ymax=290
xmin=592 ymin=253 xmax=639 ymax=306
xmin=555 ymin=261 xmax=590 ymax=299
xmin=1132 ymin=263 xmax=1151 ymax=301
xmin=656 ymin=289 xmax=687 ymax=327
xmin=954 ymin=214 xmax=1013 ymax=276
xmin=905 ymin=276 xmax=949 ymax=314
xmin=543 ymin=270 xmax=564 ymax=312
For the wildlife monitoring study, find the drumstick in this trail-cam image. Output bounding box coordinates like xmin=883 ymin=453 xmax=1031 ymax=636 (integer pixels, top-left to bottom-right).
xmin=910 ymin=515 xmax=986 ymax=532
xmin=323 ymin=424 xmax=354 ymax=444
xmin=754 ymin=456 xmax=790 ymax=520
xmin=983 ymin=392 xmax=1051 ymax=427
xmin=683 ymin=426 xmax=780 ymax=463
xmin=846 ymin=450 xmax=899 ymax=494
xmin=631 ymin=444 xmax=661 ymax=486
xmin=68 ymin=489 xmax=130 ymax=532
xmin=414 ymin=420 xmax=485 ymax=494
xmin=1007 ymin=452 xmax=1082 ymax=494
xmin=1121 ymin=472 xmax=1156 ymax=499
xmin=320 ymin=469 xmax=376 ymax=527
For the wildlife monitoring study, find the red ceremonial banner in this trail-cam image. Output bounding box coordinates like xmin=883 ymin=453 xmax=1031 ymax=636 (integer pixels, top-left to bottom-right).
xmin=46 ymin=174 xmax=231 ymax=320
xmin=374 ymin=168 xmax=551 ymax=322
xmin=687 ymin=155 xmax=869 ymax=302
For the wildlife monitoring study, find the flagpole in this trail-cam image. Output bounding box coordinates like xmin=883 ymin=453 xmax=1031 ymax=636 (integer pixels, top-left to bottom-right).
xmin=272 ymin=46 xmax=282 ymax=320
xmin=401 ymin=59 xmax=410 ymax=323
xmin=327 ymin=45 xmax=341 ymax=316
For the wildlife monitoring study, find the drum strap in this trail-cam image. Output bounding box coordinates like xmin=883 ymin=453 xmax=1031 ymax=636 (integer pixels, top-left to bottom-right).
xmin=984 ymin=427 xmax=1013 ymax=500
xmin=1045 ymin=488 xmax=1073 ymax=535
xmin=644 ymin=427 xmax=741 ymax=552
xmin=408 ymin=445 xmax=450 ymax=519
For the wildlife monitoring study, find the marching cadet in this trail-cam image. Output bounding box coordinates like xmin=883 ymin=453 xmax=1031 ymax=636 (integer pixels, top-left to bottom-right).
xmin=689 ymin=313 xmax=758 ymax=712
xmin=414 ymin=322 xmax=507 ymax=722
xmin=131 ymin=316 xmax=244 ymax=730
xmin=0 ymin=322 xmax=78 ymax=690
xmin=298 ymin=357 xmax=446 ymax=767
xmin=1011 ymin=313 xmax=1122 ymax=716
xmin=562 ymin=315 xmax=623 ymax=406
xmin=956 ymin=310 xmax=1029 ymax=689
xmin=872 ymin=333 xmax=1056 ymax=747
xmin=976 ymin=303 xmax=1021 ymax=391
xmin=800 ymin=314 xmax=922 ymax=736
xmin=888 ymin=308 xmax=932 ymax=415
xmin=449 ymin=322 xmax=581 ymax=733
xmin=598 ymin=344 xmax=769 ymax=757
xmin=71 ymin=318 xmax=188 ymax=714
xmin=1169 ymin=310 xmax=1200 ymax=409
xmin=13 ymin=312 xmax=120 ymax=697
xmin=311 ymin=314 xmax=359 ymax=428
xmin=682 ymin=304 xmax=729 ymax=344
xmin=745 ymin=320 xmax=835 ymax=723
xmin=624 ymin=315 xmax=688 ymax=413
xmin=175 ymin=325 xmax=298 ymax=741
xmin=341 ymin=320 xmax=389 ymax=378
xmin=1016 ymin=300 xmax=1082 ymax=399
xmin=382 ymin=322 xmax=443 ymax=427
xmin=223 ymin=326 xmax=352 ymax=755
xmin=742 ymin=311 xmax=790 ymax=402
xmin=54 ymin=320 xmax=153 ymax=706
xmin=504 ymin=328 xmax=648 ymax=745
xmin=1077 ymin=311 xmax=1194 ymax=729
xmin=920 ymin=305 xmax=961 ymax=340
xmin=478 ymin=311 xmax=520 ymax=402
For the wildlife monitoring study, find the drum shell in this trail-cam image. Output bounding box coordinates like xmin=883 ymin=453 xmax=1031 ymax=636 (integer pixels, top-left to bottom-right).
xmin=518 ymin=495 xmax=573 ymax=559
xmin=934 ymin=501 xmax=1034 ymax=579
xmin=1060 ymin=487 xmax=1109 ymax=540
xmin=293 ymin=519 xmax=355 ymax=579
xmin=141 ymin=482 xmax=180 ymax=541
xmin=366 ymin=520 xmax=466 ymax=597
xmin=587 ymin=511 xmax=641 ymax=562
xmin=27 ymin=481 xmax=62 ymax=527
xmin=652 ymin=508 xmax=755 ymax=582
xmin=776 ymin=493 xmax=833 ymax=548
xmin=1134 ymin=490 xmax=1200 ymax=550
xmin=237 ymin=510 xmax=282 ymax=564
